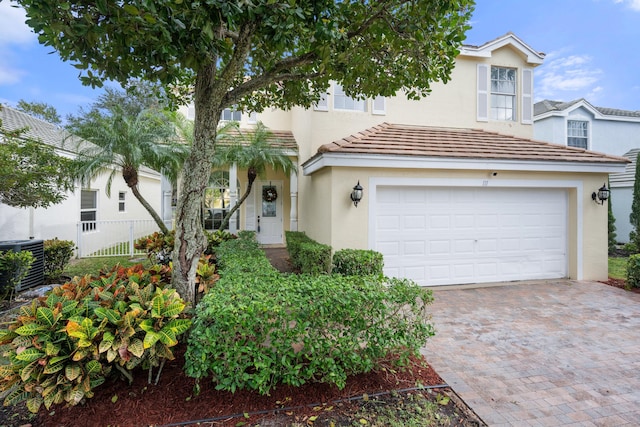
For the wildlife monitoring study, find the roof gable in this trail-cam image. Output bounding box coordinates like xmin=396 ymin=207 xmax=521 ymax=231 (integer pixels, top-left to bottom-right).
xmin=460 ymin=32 xmax=545 ymax=65
xmin=535 ymin=99 xmax=640 ymax=121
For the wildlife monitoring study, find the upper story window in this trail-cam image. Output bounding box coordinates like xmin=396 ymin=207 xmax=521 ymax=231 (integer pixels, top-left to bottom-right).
xmin=333 ymin=83 xmax=367 ymax=112
xmin=220 ymin=108 xmax=241 ymax=122
xmin=567 ymin=120 xmax=588 ymax=149
xmin=80 ymin=189 xmax=97 ymax=232
xmin=490 ymin=67 xmax=516 ymax=121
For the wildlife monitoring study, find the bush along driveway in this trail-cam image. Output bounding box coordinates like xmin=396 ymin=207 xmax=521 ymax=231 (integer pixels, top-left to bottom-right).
xmin=422 ymin=280 xmax=640 ymax=426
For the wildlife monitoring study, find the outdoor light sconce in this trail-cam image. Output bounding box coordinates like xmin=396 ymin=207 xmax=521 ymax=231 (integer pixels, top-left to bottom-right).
xmin=350 ymin=181 xmax=363 ymax=207
xmin=592 ymin=183 xmax=610 ymax=205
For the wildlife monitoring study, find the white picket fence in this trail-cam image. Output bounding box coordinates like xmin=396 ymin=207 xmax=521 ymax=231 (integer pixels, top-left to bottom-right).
xmin=76 ymin=219 xmax=168 ymax=258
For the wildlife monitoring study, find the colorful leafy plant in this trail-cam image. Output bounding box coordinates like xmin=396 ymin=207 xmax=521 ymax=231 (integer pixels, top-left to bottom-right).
xmin=0 ymin=263 xmax=191 ymax=413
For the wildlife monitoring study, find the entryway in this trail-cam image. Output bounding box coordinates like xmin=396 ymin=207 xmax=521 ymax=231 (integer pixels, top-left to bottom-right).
xmin=254 ymin=180 xmax=284 ymax=245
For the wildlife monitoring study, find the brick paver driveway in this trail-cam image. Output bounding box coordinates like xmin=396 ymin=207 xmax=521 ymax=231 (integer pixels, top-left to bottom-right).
xmin=421 ymin=280 xmax=640 ymax=426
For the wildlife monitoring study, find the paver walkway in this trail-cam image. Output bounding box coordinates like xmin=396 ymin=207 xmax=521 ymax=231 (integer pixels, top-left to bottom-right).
xmin=421 ymin=280 xmax=640 ymax=426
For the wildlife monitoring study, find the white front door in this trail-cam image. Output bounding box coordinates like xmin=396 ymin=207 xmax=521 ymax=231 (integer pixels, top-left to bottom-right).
xmin=255 ymin=181 xmax=283 ymax=245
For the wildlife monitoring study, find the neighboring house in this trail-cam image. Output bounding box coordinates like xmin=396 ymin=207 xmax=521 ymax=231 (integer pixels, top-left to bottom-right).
xmin=0 ymin=106 xmax=166 ymax=255
xmin=183 ymin=33 xmax=627 ymax=286
xmin=534 ymin=99 xmax=640 ymax=243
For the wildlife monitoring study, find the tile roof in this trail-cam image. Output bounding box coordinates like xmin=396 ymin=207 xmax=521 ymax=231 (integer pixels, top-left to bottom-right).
xmin=315 ymin=123 xmax=628 ymax=164
xmin=221 ymin=128 xmax=298 ymax=151
xmin=534 ymin=99 xmax=640 ymax=118
xmin=610 ymin=148 xmax=640 ymax=186
xmin=0 ymin=105 xmax=78 ymax=151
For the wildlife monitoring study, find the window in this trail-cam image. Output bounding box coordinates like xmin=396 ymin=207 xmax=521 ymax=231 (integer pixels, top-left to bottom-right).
xmin=567 ymin=120 xmax=588 ymax=149
xmin=81 ymin=190 xmax=97 ymax=232
xmin=490 ymin=67 xmax=516 ymax=121
xmin=247 ymin=111 xmax=258 ymax=124
xmin=333 ymin=83 xmax=367 ymax=112
xmin=314 ymin=92 xmax=329 ymax=111
xmin=372 ymin=95 xmax=386 ymax=115
xmin=118 ymin=192 xmax=126 ymax=212
xmin=220 ymin=108 xmax=241 ymax=122
xmin=203 ymin=171 xmax=239 ymax=231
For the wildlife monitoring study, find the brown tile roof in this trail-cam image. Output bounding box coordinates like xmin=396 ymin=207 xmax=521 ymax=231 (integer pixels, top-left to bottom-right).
xmin=316 ymin=123 xmax=628 ymax=164
xmin=222 ymin=128 xmax=298 ymax=151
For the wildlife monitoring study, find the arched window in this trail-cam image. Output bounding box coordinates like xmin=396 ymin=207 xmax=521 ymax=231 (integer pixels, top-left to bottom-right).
xmin=203 ymin=171 xmax=240 ymax=230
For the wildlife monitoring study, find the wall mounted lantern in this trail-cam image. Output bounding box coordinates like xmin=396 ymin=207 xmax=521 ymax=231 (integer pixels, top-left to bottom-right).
xmin=592 ymin=183 xmax=610 ymax=205
xmin=350 ymin=181 xmax=363 ymax=207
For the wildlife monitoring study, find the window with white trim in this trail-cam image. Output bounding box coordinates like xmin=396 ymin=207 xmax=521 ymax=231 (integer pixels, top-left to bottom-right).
xmin=247 ymin=111 xmax=258 ymax=124
xmin=372 ymin=95 xmax=386 ymax=115
xmin=80 ymin=190 xmax=97 ymax=232
xmin=203 ymin=171 xmax=239 ymax=231
xmin=567 ymin=120 xmax=588 ymax=149
xmin=314 ymin=93 xmax=328 ymax=111
xmin=118 ymin=192 xmax=126 ymax=212
xmin=490 ymin=67 xmax=516 ymax=121
xmin=220 ymin=108 xmax=241 ymax=122
xmin=333 ymin=83 xmax=367 ymax=112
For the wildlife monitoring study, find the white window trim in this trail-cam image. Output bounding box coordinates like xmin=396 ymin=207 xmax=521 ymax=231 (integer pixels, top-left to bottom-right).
xmin=490 ymin=66 xmax=517 ymax=122
xmin=118 ymin=191 xmax=126 ymax=213
xmin=333 ymin=83 xmax=367 ymax=112
xmin=372 ymin=95 xmax=386 ymax=115
xmin=220 ymin=108 xmax=242 ymax=122
xmin=314 ymin=92 xmax=329 ymax=111
xmin=566 ymin=119 xmax=590 ymax=150
xmin=80 ymin=189 xmax=98 ymax=233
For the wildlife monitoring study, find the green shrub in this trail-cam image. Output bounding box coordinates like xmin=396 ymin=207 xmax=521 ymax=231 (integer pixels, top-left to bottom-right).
xmin=43 ymin=238 xmax=75 ymax=282
xmin=623 ymin=241 xmax=638 ymax=255
xmin=332 ymin=249 xmax=384 ymax=276
xmin=0 ymin=264 xmax=191 ymax=413
xmin=185 ymin=238 xmax=434 ymax=395
xmin=627 ymin=254 xmax=640 ymax=288
xmin=135 ymin=230 xmax=237 ymax=265
xmin=0 ymin=250 xmax=34 ymax=300
xmin=285 ymin=231 xmax=331 ymax=274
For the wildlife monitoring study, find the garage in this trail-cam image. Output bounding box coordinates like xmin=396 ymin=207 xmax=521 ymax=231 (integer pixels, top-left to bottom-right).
xmin=374 ymin=186 xmax=568 ymax=286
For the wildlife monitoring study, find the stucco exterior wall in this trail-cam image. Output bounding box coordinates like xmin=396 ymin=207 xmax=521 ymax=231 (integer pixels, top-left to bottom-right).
xmin=302 ymin=167 xmax=610 ymax=283
xmin=611 ymin=186 xmax=633 ymax=243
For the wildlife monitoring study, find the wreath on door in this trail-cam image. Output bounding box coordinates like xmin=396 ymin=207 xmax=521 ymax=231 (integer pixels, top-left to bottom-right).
xmin=263 ymin=186 xmax=278 ymax=202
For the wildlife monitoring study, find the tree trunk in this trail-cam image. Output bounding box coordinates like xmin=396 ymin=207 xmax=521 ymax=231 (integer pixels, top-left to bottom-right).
xmin=123 ymin=165 xmax=169 ymax=234
xmin=171 ymin=63 xmax=223 ymax=304
xmin=130 ymin=185 xmax=169 ymax=234
xmin=218 ymin=171 xmax=256 ymax=231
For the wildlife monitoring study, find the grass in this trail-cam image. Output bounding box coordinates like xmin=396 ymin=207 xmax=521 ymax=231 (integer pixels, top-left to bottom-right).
xmin=64 ymin=256 xmax=150 ymax=278
xmin=609 ymin=256 xmax=628 ymax=280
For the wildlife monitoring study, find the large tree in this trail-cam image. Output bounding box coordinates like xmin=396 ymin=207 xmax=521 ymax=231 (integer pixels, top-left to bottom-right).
xmin=66 ymin=88 xmax=189 ymax=234
xmin=16 ymin=100 xmax=62 ymax=126
xmin=0 ymin=107 xmax=76 ymax=209
xmin=17 ymin=0 xmax=474 ymax=304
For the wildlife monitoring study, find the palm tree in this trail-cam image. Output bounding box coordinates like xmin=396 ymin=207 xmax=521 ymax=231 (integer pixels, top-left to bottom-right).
xmin=67 ymin=104 xmax=189 ymax=234
xmin=214 ymin=122 xmax=296 ymax=231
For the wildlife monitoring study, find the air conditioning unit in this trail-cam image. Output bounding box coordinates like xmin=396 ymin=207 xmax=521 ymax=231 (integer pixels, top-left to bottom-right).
xmin=0 ymin=240 xmax=45 ymax=292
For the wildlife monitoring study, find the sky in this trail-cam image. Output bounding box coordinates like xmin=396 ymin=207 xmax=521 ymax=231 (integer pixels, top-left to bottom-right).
xmin=0 ymin=0 xmax=639 ymax=120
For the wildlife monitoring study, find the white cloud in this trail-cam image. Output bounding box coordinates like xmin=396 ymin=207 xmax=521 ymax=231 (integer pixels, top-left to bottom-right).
xmin=613 ymin=0 xmax=640 ymax=11
xmin=536 ymin=51 xmax=603 ymax=101
xmin=0 ymin=1 xmax=35 ymax=47
xmin=0 ymin=64 xmax=25 ymax=85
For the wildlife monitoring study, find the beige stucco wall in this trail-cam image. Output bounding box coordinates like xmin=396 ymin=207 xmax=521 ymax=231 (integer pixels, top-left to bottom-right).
xmin=302 ymin=166 xmax=610 ymax=283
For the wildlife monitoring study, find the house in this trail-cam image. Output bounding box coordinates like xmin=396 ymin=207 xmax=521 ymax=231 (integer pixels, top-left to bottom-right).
xmin=0 ymin=106 xmax=167 ymax=255
xmin=534 ymin=99 xmax=640 ymax=243
xmin=184 ymin=33 xmax=627 ymax=286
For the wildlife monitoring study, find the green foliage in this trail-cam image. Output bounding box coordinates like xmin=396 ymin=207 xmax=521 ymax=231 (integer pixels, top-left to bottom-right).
xmin=65 ymin=87 xmax=189 ymax=234
xmin=608 ymin=194 xmax=617 ymax=255
xmin=623 ymin=241 xmax=638 ymax=255
xmin=0 ymin=264 xmax=191 ymax=413
xmin=0 ymin=250 xmax=35 ymax=300
xmin=0 ymin=113 xmax=76 ymax=209
xmin=332 ymin=249 xmax=384 ymax=276
xmin=630 ymin=153 xmax=640 ymax=248
xmin=16 ymin=100 xmax=62 ymax=125
xmin=627 ymin=254 xmax=640 ymax=288
xmin=135 ymin=230 xmax=236 ymax=265
xmin=185 ymin=237 xmax=434 ymax=395
xmin=286 ymin=231 xmax=332 ymax=275
xmin=43 ymin=238 xmax=75 ymax=282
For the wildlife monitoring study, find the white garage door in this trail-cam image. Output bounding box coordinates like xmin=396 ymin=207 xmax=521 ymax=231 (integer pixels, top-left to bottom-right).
xmin=374 ymin=186 xmax=567 ymax=286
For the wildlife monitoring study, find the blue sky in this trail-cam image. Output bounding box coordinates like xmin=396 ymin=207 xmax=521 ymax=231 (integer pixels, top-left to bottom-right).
xmin=1 ymin=0 xmax=639 ymax=120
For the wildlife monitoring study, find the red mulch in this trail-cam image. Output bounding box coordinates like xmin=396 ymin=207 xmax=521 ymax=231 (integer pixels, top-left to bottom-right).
xmin=34 ymin=345 xmax=447 ymax=427
xmin=600 ymin=277 xmax=640 ymax=293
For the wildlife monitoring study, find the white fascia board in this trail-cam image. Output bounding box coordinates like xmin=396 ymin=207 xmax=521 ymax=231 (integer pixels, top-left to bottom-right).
xmin=302 ymin=153 xmax=627 ymax=175
xmin=460 ymin=34 xmax=545 ymax=65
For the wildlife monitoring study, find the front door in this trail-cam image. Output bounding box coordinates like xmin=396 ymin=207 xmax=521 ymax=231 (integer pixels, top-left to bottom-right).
xmin=255 ymin=181 xmax=283 ymax=245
